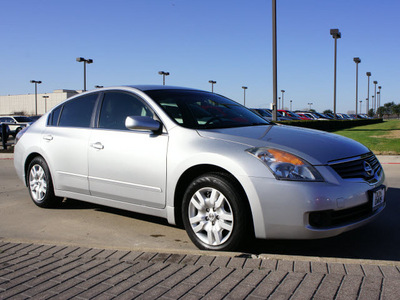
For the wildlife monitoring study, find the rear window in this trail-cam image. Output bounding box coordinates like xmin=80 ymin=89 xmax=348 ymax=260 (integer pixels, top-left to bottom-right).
xmin=58 ymin=94 xmax=98 ymax=128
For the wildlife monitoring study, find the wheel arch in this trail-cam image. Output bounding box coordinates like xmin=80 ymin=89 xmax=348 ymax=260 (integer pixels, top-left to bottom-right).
xmin=173 ymin=164 xmax=254 ymax=236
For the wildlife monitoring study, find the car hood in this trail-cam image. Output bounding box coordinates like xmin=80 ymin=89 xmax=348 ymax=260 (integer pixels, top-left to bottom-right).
xmin=197 ymin=125 xmax=370 ymax=165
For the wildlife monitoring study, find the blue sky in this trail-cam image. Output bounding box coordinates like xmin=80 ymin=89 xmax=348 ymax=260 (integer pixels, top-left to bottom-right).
xmin=1 ymin=0 xmax=399 ymax=113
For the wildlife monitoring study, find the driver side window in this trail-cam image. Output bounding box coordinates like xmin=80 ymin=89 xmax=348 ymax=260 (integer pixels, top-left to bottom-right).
xmin=98 ymin=92 xmax=153 ymax=130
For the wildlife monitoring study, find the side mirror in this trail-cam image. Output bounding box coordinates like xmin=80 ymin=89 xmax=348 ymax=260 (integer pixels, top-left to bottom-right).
xmin=125 ymin=116 xmax=161 ymax=133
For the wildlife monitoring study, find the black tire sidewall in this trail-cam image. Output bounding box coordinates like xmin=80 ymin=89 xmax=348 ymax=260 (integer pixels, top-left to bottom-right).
xmin=182 ymin=173 xmax=247 ymax=251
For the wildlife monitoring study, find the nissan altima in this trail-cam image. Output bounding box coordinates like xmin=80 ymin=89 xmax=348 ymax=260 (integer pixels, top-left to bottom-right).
xmin=14 ymin=85 xmax=386 ymax=251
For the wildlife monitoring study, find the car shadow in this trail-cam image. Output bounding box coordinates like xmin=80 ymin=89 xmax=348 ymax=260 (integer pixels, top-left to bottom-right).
xmin=59 ymin=198 xmax=171 ymax=227
xmin=243 ymin=187 xmax=400 ymax=261
xmin=58 ymin=188 xmax=399 ymax=262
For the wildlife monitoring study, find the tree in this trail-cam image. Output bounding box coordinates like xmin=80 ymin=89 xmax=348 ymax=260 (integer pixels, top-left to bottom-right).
xmin=323 ymin=109 xmax=333 ymax=114
xmin=377 ymin=106 xmax=386 ymax=118
xmin=368 ymin=108 xmax=374 ymax=117
xmin=383 ymin=102 xmax=396 ymax=116
xmin=393 ymin=104 xmax=400 ymax=118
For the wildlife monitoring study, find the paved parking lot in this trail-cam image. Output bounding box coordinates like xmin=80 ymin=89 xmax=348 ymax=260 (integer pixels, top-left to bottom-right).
xmin=1 ymin=154 xmax=400 ymax=298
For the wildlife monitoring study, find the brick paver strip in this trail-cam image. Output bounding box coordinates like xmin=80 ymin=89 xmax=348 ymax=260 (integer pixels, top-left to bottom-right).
xmin=335 ymin=275 xmax=363 ymax=300
xmin=1 ymin=241 xmax=400 ymax=299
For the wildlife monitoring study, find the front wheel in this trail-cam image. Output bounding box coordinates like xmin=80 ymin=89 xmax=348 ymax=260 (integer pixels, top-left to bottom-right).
xmin=27 ymin=156 xmax=62 ymax=208
xmin=182 ymin=173 xmax=249 ymax=251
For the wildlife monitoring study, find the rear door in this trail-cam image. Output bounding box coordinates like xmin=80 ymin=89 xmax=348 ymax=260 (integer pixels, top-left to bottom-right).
xmin=41 ymin=93 xmax=99 ymax=194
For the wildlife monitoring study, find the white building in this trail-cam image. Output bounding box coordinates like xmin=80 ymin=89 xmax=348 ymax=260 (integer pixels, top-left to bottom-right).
xmin=0 ymin=89 xmax=80 ymax=116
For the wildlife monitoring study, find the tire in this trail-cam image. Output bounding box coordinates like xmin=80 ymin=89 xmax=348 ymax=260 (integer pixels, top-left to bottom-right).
xmin=182 ymin=173 xmax=249 ymax=251
xmin=27 ymin=156 xmax=62 ymax=208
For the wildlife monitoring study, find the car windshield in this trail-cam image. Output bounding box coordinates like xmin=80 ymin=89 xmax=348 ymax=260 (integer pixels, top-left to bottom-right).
xmin=14 ymin=116 xmax=32 ymax=122
xmin=253 ymin=109 xmax=272 ymax=117
xmin=146 ymin=89 xmax=270 ymax=129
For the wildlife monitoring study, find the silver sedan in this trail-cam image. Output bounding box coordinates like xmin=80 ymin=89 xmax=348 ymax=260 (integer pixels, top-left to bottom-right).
xmin=14 ymin=86 xmax=386 ymax=251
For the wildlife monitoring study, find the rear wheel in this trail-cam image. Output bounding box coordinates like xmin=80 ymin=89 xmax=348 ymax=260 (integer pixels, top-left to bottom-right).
xmin=182 ymin=173 xmax=249 ymax=251
xmin=27 ymin=157 xmax=62 ymax=208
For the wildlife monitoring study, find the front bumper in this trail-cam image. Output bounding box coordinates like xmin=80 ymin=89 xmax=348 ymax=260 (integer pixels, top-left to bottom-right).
xmin=246 ymin=168 xmax=386 ymax=240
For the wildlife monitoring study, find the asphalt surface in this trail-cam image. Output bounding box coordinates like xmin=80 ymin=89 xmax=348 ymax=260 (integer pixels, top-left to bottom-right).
xmin=1 ymin=153 xmax=400 ymax=299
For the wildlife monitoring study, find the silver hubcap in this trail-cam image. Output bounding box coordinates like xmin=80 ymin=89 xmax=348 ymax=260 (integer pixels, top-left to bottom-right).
xmin=29 ymin=164 xmax=47 ymax=202
xmin=188 ymin=187 xmax=234 ymax=246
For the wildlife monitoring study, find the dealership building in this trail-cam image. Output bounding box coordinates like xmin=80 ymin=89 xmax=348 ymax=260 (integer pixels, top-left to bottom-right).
xmin=0 ymin=89 xmax=80 ymax=116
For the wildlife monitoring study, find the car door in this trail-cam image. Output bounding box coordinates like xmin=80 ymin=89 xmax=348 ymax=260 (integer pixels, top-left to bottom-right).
xmin=88 ymin=91 xmax=168 ymax=208
xmin=41 ymin=93 xmax=99 ymax=195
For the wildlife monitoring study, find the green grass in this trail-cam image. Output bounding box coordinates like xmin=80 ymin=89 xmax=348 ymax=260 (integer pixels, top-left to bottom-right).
xmin=333 ymin=119 xmax=400 ymax=155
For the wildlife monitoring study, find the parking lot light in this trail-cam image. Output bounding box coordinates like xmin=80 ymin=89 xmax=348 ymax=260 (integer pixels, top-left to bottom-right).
xmin=366 ymin=72 xmax=371 ymax=113
xmin=242 ymin=86 xmax=248 ymax=106
xmin=158 ymin=71 xmax=170 ymax=85
xmin=373 ymin=81 xmax=378 ymax=114
xmin=378 ymin=86 xmax=382 ymax=109
xmin=30 ymin=80 xmax=42 ymax=115
xmin=353 ymin=57 xmax=361 ymax=116
xmin=42 ymin=95 xmax=49 ymax=113
xmin=330 ymin=29 xmax=341 ymax=119
xmin=209 ymin=80 xmax=216 ymax=93
xmin=76 ymin=57 xmax=93 ymax=91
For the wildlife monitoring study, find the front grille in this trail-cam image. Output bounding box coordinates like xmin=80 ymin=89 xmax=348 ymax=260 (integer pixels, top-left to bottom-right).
xmin=309 ymin=202 xmax=372 ymax=228
xmin=329 ymin=153 xmax=382 ymax=182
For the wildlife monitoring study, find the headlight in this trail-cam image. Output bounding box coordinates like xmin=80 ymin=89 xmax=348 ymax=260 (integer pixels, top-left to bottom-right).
xmin=247 ymin=148 xmax=324 ymax=182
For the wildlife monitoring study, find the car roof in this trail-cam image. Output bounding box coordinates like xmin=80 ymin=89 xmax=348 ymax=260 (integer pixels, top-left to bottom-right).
xmin=126 ymin=85 xmax=200 ymax=92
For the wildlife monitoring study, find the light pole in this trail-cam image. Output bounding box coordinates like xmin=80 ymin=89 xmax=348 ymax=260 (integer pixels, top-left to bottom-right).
xmin=209 ymin=80 xmax=216 ymax=93
xmin=377 ymin=91 xmax=380 ymax=114
xmin=42 ymin=95 xmax=49 ymax=113
xmin=278 ymin=97 xmax=281 ymax=109
xmin=378 ymin=86 xmax=382 ymax=109
xmin=330 ymin=29 xmax=341 ymax=119
xmin=242 ymin=86 xmax=248 ymax=106
xmin=366 ymin=72 xmax=371 ymax=113
xmin=308 ymin=102 xmax=313 ymax=111
xmin=272 ymin=0 xmax=278 ymax=121
xmin=353 ymin=57 xmax=361 ymax=116
xmin=158 ymin=71 xmax=170 ymax=85
xmin=359 ymin=100 xmax=362 ymax=114
xmin=76 ymin=57 xmax=93 ymax=91
xmin=30 ymin=80 xmax=42 ymax=115
xmin=290 ymin=100 xmax=293 ymax=111
xmin=373 ymin=80 xmax=378 ymax=114
xmin=281 ymin=90 xmax=285 ymax=110
xmin=371 ymin=95 xmax=375 ymax=115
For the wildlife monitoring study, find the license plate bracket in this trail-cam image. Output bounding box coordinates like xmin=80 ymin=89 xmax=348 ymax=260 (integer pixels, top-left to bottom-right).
xmin=370 ymin=186 xmax=386 ymax=210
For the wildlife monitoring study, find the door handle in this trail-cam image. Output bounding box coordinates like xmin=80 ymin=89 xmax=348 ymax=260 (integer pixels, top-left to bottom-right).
xmin=91 ymin=142 xmax=104 ymax=150
xmin=43 ymin=135 xmax=53 ymax=141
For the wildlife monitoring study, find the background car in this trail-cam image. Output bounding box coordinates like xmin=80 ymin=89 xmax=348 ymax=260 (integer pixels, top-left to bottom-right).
xmin=14 ymin=85 xmax=386 ymax=251
xmin=278 ymin=109 xmax=303 ymax=120
xmin=0 ymin=115 xmax=33 ymax=137
xmin=296 ymin=112 xmax=329 ymax=120
xmin=252 ymin=108 xmax=291 ymax=121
